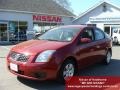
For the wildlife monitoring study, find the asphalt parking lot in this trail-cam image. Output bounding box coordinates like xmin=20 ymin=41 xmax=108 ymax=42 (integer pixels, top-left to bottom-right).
xmin=0 ymin=44 xmax=120 ymax=90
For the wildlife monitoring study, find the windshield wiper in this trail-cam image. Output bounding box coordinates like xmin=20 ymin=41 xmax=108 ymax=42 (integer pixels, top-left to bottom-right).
xmin=37 ymin=38 xmax=66 ymax=42
xmin=33 ymin=37 xmax=40 ymax=40
xmin=45 ymin=39 xmax=60 ymax=41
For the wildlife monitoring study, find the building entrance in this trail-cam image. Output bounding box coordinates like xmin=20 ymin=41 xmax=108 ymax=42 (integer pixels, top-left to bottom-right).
xmin=0 ymin=23 xmax=8 ymax=41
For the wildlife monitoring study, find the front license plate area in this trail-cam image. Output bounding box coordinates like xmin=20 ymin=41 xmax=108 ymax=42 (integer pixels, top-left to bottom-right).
xmin=10 ymin=63 xmax=18 ymax=72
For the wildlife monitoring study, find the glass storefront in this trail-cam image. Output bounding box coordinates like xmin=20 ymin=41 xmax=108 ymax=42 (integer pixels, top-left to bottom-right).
xmin=33 ymin=22 xmax=63 ymax=35
xmin=9 ymin=21 xmax=27 ymax=41
xmin=0 ymin=23 xmax=8 ymax=41
xmin=0 ymin=21 xmax=27 ymax=42
xmin=0 ymin=20 xmax=63 ymax=42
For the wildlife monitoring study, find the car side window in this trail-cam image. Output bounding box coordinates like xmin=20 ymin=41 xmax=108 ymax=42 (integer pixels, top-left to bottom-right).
xmin=81 ymin=28 xmax=94 ymax=41
xmin=94 ymin=28 xmax=105 ymax=40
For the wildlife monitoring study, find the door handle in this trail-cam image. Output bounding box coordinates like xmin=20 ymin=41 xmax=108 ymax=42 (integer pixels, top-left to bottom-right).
xmin=96 ymin=45 xmax=100 ymax=48
xmin=90 ymin=49 xmax=94 ymax=51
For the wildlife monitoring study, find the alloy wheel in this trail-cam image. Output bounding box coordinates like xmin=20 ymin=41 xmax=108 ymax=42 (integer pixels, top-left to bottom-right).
xmin=63 ymin=63 xmax=75 ymax=80
xmin=106 ymin=51 xmax=111 ymax=64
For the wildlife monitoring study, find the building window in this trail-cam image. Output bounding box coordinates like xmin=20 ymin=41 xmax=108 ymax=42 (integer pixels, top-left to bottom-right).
xmin=87 ymin=24 xmax=96 ymax=27
xmin=9 ymin=21 xmax=27 ymax=41
xmin=0 ymin=23 xmax=8 ymax=41
xmin=33 ymin=22 xmax=63 ymax=35
xmin=18 ymin=21 xmax=27 ymax=41
xmin=9 ymin=21 xmax=18 ymax=41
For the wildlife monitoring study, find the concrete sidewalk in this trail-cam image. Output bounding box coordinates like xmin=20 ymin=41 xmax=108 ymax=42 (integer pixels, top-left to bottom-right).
xmin=0 ymin=45 xmax=15 ymax=58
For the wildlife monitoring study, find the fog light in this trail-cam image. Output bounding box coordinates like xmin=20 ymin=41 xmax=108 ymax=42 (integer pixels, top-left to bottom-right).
xmin=35 ymin=72 xmax=46 ymax=79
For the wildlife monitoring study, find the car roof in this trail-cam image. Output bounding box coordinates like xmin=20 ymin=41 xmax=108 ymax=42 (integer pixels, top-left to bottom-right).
xmin=59 ymin=25 xmax=95 ymax=29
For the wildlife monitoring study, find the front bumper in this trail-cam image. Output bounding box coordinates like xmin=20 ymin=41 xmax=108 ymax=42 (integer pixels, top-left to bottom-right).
xmin=7 ymin=58 xmax=58 ymax=80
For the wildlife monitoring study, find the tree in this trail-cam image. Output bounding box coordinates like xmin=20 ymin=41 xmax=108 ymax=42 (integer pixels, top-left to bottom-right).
xmin=53 ymin=0 xmax=73 ymax=12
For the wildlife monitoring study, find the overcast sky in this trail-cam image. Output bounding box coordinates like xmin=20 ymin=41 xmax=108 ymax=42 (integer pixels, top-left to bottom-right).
xmin=70 ymin=0 xmax=120 ymax=16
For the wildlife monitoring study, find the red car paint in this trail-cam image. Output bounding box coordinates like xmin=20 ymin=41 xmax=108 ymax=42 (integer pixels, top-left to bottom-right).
xmin=7 ymin=25 xmax=112 ymax=80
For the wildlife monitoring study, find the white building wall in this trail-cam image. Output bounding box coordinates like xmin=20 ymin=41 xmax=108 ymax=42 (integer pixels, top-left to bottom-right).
xmin=0 ymin=11 xmax=33 ymax=30
xmin=0 ymin=11 xmax=34 ymax=39
xmin=96 ymin=23 xmax=104 ymax=30
xmin=0 ymin=11 xmax=73 ymax=27
xmin=73 ymin=5 xmax=103 ymax=24
xmin=73 ymin=3 xmax=120 ymax=27
xmin=0 ymin=11 xmax=73 ymax=40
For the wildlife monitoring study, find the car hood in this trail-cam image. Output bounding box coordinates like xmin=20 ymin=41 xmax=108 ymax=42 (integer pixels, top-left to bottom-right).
xmin=11 ymin=40 xmax=69 ymax=55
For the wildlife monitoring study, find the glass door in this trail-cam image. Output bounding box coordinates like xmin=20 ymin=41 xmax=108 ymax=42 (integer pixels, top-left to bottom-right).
xmin=0 ymin=23 xmax=8 ymax=41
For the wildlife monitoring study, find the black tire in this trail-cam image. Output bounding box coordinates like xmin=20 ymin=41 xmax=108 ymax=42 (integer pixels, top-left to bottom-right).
xmin=57 ymin=60 xmax=77 ymax=84
xmin=114 ymin=37 xmax=119 ymax=45
xmin=104 ymin=50 xmax=112 ymax=65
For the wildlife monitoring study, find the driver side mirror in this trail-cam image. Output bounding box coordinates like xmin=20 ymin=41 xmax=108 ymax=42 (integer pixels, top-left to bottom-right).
xmin=80 ymin=38 xmax=92 ymax=43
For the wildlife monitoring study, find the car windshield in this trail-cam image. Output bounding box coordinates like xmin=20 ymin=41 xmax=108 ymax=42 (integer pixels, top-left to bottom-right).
xmin=37 ymin=27 xmax=80 ymax=42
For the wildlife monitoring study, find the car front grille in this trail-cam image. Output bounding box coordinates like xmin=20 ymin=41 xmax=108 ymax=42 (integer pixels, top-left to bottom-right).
xmin=9 ymin=52 xmax=28 ymax=62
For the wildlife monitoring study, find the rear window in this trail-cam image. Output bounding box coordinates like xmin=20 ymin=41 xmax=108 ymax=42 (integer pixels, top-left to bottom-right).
xmin=94 ymin=28 xmax=105 ymax=40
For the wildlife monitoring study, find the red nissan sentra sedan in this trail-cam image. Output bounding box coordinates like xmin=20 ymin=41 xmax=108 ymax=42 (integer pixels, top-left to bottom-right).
xmin=7 ymin=25 xmax=112 ymax=83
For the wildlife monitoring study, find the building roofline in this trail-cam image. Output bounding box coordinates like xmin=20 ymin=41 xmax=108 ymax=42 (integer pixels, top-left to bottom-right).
xmin=0 ymin=9 xmax=75 ymax=18
xmin=72 ymin=1 xmax=120 ymax=22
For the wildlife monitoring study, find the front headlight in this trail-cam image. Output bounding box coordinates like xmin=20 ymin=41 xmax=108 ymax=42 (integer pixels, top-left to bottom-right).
xmin=35 ymin=50 xmax=56 ymax=62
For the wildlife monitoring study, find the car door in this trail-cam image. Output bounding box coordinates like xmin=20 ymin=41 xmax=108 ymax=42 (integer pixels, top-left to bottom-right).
xmin=92 ymin=28 xmax=107 ymax=63
xmin=75 ymin=27 xmax=98 ymax=69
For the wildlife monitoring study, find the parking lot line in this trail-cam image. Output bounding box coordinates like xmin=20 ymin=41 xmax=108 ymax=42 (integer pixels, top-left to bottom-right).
xmin=1 ymin=46 xmax=10 ymax=50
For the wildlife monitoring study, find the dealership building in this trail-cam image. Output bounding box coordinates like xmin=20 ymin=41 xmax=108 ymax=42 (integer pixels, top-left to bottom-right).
xmin=1 ymin=0 xmax=120 ymax=43
xmin=0 ymin=0 xmax=75 ymax=42
xmin=73 ymin=1 xmax=120 ymax=36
